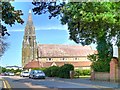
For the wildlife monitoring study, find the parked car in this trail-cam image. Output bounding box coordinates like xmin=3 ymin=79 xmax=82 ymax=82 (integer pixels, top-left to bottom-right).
xmin=0 ymin=73 xmax=5 ymax=76
xmin=8 ymin=72 xmax=15 ymax=76
xmin=20 ymin=71 xmax=29 ymax=77
xmin=29 ymin=70 xmax=45 ymax=79
xmin=4 ymin=72 xmax=9 ymax=76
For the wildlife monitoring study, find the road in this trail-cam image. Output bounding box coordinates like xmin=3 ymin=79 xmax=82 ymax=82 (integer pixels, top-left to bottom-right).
xmin=1 ymin=76 xmax=112 ymax=90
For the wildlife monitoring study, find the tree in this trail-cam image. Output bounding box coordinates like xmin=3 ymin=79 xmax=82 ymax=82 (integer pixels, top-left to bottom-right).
xmin=32 ymin=2 xmax=120 ymax=72
xmin=2 ymin=67 xmax=6 ymax=73
xmin=0 ymin=37 xmax=8 ymax=57
xmin=61 ymin=2 xmax=120 ymax=72
xmin=0 ymin=1 xmax=24 ymax=57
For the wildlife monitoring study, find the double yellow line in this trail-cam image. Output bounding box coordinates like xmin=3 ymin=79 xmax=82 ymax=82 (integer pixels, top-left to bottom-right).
xmin=2 ymin=78 xmax=12 ymax=90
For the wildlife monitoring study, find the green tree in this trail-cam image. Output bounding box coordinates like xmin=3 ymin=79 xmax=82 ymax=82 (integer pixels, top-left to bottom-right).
xmin=0 ymin=1 xmax=24 ymax=57
xmin=32 ymin=2 xmax=120 ymax=72
xmin=1 ymin=67 xmax=6 ymax=73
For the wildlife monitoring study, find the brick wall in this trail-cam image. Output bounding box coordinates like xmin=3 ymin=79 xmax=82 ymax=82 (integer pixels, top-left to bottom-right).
xmin=94 ymin=72 xmax=110 ymax=81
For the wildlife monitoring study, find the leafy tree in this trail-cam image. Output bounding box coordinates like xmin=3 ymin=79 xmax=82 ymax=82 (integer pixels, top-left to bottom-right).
xmin=32 ymin=1 xmax=65 ymax=19
xmin=32 ymin=2 xmax=120 ymax=72
xmin=0 ymin=1 xmax=24 ymax=57
xmin=0 ymin=37 xmax=8 ymax=57
xmin=2 ymin=67 xmax=6 ymax=73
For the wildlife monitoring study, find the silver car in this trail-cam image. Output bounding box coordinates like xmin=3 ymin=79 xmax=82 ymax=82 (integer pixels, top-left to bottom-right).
xmin=29 ymin=70 xmax=45 ymax=79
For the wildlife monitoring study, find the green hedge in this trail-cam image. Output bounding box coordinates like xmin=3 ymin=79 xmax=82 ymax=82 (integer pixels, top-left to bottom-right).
xmin=32 ymin=64 xmax=74 ymax=78
xmin=44 ymin=66 xmax=59 ymax=77
xmin=58 ymin=64 xmax=74 ymax=78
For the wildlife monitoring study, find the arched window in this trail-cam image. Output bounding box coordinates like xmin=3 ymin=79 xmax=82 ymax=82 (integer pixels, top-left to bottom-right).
xmin=48 ymin=58 xmax=51 ymax=61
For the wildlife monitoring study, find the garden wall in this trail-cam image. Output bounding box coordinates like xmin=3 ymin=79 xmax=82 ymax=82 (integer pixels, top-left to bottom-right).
xmin=91 ymin=72 xmax=110 ymax=81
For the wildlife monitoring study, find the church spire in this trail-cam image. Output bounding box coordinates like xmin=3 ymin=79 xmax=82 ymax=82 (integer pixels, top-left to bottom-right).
xmin=28 ymin=9 xmax=32 ymax=21
xmin=22 ymin=9 xmax=37 ymax=67
xmin=29 ymin=9 xmax=32 ymax=13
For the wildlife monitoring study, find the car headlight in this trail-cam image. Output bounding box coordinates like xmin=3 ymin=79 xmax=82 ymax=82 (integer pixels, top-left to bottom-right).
xmin=35 ymin=74 xmax=40 ymax=76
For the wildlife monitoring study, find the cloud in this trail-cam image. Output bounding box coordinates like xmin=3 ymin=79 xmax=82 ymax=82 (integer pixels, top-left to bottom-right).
xmin=8 ymin=25 xmax=68 ymax=32
xmin=35 ymin=25 xmax=68 ymax=31
xmin=14 ymin=0 xmax=33 ymax=2
xmin=8 ymin=29 xmax=24 ymax=32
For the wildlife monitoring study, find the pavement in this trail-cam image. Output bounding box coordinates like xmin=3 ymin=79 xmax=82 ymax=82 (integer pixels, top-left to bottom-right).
xmin=47 ymin=77 xmax=120 ymax=89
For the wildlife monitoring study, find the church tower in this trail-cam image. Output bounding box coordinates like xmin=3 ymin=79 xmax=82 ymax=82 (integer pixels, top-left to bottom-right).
xmin=22 ymin=10 xmax=37 ymax=67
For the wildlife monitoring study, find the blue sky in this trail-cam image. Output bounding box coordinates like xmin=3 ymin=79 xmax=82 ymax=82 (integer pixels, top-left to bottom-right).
xmin=1 ymin=2 xmax=101 ymax=67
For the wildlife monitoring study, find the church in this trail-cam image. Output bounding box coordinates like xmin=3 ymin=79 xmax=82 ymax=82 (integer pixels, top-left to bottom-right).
xmin=22 ymin=11 xmax=95 ymax=70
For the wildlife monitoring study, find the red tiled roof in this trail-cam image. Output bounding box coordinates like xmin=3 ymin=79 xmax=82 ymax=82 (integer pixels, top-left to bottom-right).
xmin=38 ymin=44 xmax=94 ymax=57
xmin=23 ymin=60 xmax=40 ymax=69
xmin=23 ymin=61 xmax=92 ymax=69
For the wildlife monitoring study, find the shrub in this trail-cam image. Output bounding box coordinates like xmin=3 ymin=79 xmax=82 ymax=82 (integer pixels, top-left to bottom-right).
xmin=32 ymin=68 xmax=41 ymax=70
xmin=74 ymin=69 xmax=83 ymax=77
xmin=74 ymin=69 xmax=91 ymax=77
xmin=83 ymin=69 xmax=91 ymax=75
xmin=44 ymin=67 xmax=51 ymax=77
xmin=91 ymin=60 xmax=110 ymax=72
xmin=74 ymin=69 xmax=80 ymax=78
xmin=32 ymin=68 xmax=46 ymax=71
xmin=43 ymin=66 xmax=59 ymax=77
xmin=88 ymin=54 xmax=111 ymax=72
xmin=59 ymin=64 xmax=74 ymax=78
xmin=50 ymin=66 xmax=59 ymax=77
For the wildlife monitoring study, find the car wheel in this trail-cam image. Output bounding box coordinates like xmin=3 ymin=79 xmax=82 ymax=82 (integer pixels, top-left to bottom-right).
xmin=32 ymin=75 xmax=35 ymax=79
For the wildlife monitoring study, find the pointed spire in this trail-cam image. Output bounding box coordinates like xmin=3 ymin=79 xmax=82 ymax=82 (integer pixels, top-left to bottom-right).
xmin=28 ymin=9 xmax=32 ymax=21
xmin=29 ymin=9 xmax=32 ymax=13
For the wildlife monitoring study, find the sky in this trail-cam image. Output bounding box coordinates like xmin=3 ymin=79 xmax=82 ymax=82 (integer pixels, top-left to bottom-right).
xmin=0 ymin=2 xmax=79 ymax=67
xmin=1 ymin=1 xmax=118 ymax=67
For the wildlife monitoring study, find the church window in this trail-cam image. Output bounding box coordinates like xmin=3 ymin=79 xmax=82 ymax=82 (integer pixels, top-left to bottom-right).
xmin=75 ymin=58 xmax=78 ymax=60
xmin=48 ymin=58 xmax=51 ymax=61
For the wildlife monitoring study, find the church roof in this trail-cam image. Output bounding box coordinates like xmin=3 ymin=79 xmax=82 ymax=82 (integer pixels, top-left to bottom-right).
xmin=23 ymin=61 xmax=92 ymax=69
xmin=24 ymin=60 xmax=40 ymax=69
xmin=37 ymin=44 xmax=94 ymax=57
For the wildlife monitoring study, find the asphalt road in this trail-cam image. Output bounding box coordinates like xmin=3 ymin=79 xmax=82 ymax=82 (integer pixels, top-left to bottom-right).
xmin=1 ymin=76 xmax=110 ymax=90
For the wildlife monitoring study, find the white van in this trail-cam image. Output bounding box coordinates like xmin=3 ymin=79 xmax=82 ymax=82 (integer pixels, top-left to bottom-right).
xmin=20 ymin=71 xmax=29 ymax=77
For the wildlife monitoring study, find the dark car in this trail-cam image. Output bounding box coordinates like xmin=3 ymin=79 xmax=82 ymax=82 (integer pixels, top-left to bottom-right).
xmin=29 ymin=70 xmax=45 ymax=79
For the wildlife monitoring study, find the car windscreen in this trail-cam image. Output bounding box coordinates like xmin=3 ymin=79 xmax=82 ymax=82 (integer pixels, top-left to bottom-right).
xmin=37 ymin=72 xmax=43 ymax=74
xmin=35 ymin=71 xmax=43 ymax=74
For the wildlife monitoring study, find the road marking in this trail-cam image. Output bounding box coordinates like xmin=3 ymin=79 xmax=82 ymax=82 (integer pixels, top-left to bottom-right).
xmin=4 ymin=79 xmax=12 ymax=90
xmin=3 ymin=80 xmax=7 ymax=88
xmin=2 ymin=78 xmax=12 ymax=90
